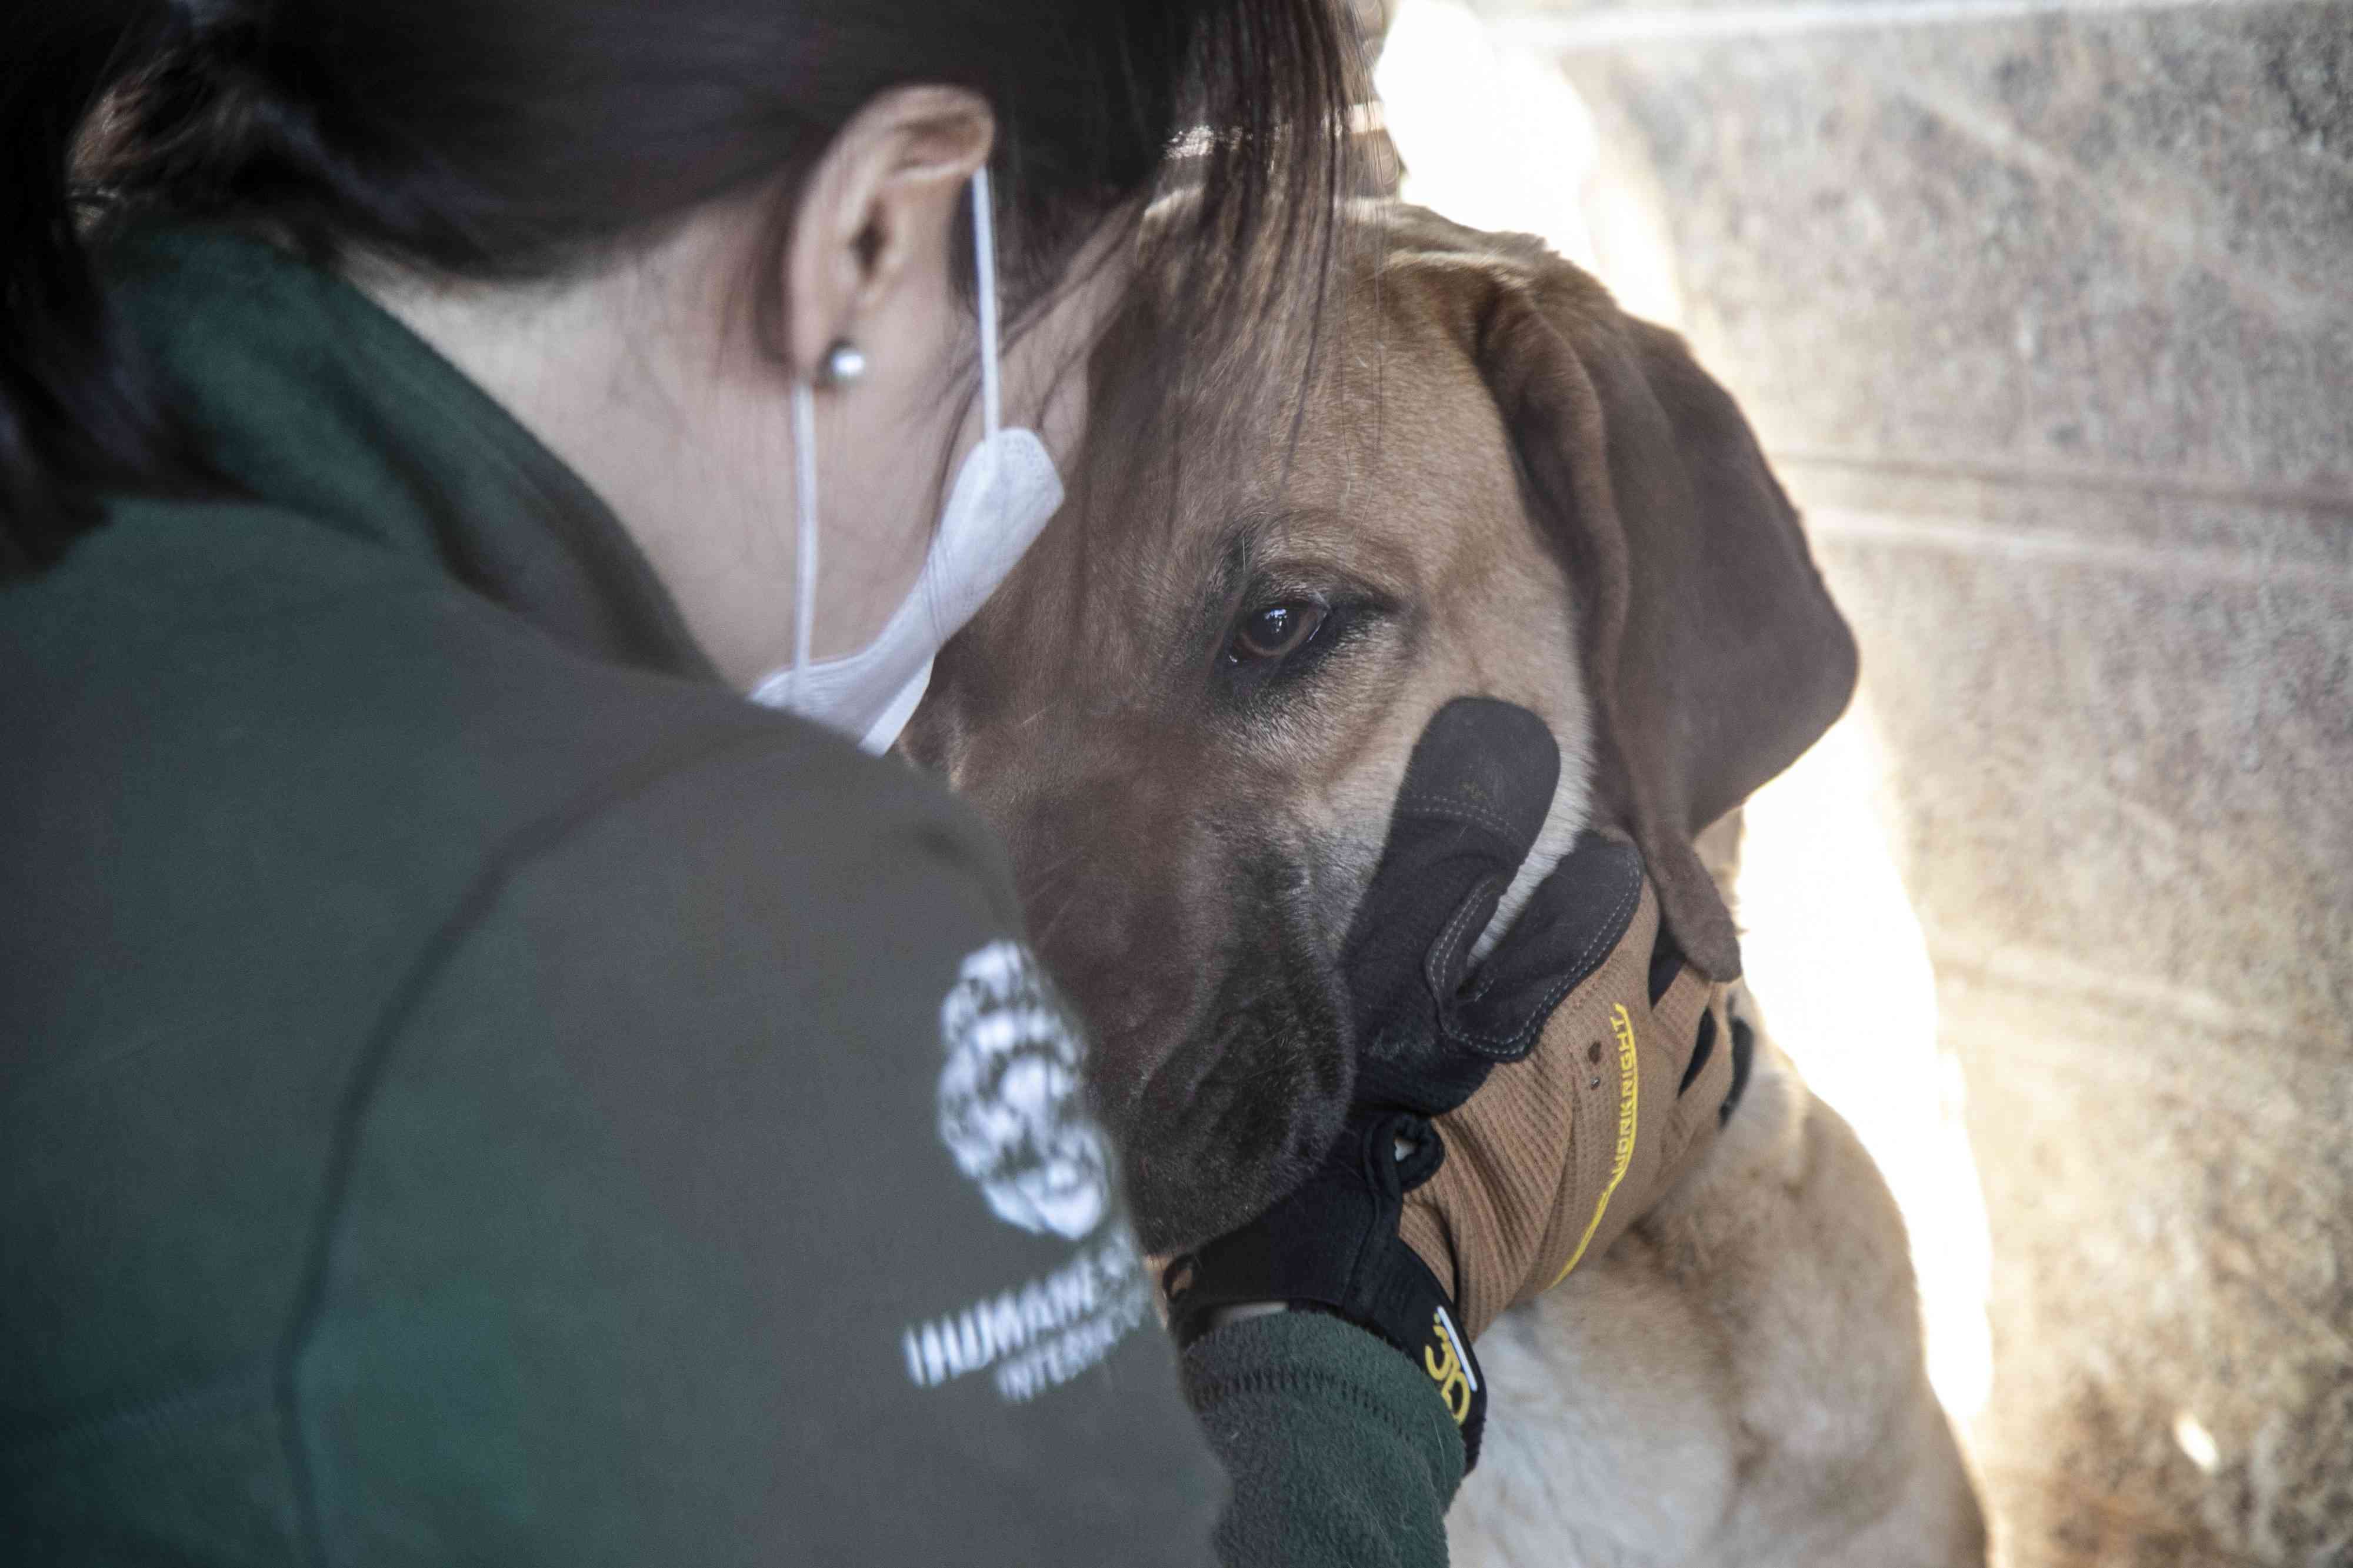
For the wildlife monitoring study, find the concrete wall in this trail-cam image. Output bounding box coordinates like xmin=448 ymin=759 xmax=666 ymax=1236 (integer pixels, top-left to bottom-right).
xmin=1370 ymin=1 xmax=2353 ymax=1562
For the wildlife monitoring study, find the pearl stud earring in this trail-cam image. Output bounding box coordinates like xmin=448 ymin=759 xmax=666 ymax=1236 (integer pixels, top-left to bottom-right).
xmin=816 ymin=340 xmax=867 ymax=388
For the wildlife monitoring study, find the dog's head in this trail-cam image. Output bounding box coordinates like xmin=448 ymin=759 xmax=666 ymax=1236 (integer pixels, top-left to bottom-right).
xmin=904 ymin=205 xmax=1855 ymax=1251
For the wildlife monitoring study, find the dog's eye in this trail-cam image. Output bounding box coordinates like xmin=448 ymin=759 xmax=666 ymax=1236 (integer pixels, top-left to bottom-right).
xmin=1228 ymin=601 xmax=1328 ymax=663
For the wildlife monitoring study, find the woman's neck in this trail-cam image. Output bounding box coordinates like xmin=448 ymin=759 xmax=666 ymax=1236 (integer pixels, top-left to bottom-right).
xmin=351 ymin=210 xmax=942 ymax=689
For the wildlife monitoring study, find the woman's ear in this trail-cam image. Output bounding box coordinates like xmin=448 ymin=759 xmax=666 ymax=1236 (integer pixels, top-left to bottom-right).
xmin=1469 ymin=245 xmax=1858 ymax=982
xmin=784 ymin=85 xmax=995 ymax=378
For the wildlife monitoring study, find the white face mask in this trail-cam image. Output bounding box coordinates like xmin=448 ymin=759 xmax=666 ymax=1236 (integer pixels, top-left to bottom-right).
xmin=748 ymin=168 xmax=1066 ymax=753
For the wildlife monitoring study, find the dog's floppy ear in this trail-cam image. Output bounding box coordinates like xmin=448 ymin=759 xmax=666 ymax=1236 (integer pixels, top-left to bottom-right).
xmin=1470 ymin=248 xmax=1857 ymax=981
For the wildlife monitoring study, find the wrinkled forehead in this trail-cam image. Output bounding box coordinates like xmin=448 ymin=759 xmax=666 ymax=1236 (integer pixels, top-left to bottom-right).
xmin=972 ymin=254 xmax=1512 ymax=672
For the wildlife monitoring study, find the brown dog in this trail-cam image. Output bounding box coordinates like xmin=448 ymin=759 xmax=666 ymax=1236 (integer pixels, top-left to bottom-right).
xmin=904 ymin=204 xmax=1984 ymax=1563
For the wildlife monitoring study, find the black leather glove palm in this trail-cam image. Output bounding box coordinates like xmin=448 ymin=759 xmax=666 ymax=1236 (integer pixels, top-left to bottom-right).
xmin=1341 ymin=698 xmax=1562 ymax=1115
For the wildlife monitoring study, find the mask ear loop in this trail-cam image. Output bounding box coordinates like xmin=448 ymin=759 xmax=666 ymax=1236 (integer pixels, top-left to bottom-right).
xmin=786 ymin=166 xmax=994 ymax=709
xmin=972 ymin=166 xmax=1002 ymax=441
xmin=788 ymin=378 xmax=820 ymax=706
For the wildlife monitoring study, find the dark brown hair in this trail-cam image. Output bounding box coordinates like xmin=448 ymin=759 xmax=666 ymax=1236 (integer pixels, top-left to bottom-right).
xmin=0 ymin=0 xmax=1359 ymax=573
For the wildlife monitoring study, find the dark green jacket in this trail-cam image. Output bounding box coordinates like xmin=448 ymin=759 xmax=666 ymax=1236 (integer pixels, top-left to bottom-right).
xmin=0 ymin=228 xmax=1461 ymax=1566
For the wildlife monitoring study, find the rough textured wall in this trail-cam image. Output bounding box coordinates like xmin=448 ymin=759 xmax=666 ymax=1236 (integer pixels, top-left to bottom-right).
xmin=1394 ymin=0 xmax=2353 ymax=1561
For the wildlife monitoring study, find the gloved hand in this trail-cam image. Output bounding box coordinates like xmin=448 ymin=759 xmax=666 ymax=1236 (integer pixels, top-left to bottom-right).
xmin=1161 ymin=698 xmax=1738 ymax=1467
xmin=1384 ymin=834 xmax=1737 ymax=1340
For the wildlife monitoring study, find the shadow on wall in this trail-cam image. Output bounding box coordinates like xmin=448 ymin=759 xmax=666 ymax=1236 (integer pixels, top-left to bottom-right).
xmin=1372 ymin=1 xmax=2353 ymax=1564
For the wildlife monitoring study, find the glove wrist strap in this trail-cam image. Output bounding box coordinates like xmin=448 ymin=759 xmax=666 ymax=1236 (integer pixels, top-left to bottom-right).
xmin=1163 ymin=1114 xmax=1489 ymax=1468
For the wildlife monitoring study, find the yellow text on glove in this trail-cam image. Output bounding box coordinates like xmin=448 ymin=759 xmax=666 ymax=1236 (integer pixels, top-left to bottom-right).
xmin=1551 ymin=1003 xmax=1641 ymax=1287
xmin=1424 ymin=1307 xmax=1475 ymax=1425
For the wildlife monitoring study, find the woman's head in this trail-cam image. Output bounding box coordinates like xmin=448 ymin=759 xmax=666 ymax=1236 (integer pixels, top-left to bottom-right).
xmin=1 ymin=0 xmax=1362 ymax=576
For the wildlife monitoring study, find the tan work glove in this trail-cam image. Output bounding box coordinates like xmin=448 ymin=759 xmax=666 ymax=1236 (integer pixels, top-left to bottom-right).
xmin=1396 ymin=863 xmax=1734 ymax=1340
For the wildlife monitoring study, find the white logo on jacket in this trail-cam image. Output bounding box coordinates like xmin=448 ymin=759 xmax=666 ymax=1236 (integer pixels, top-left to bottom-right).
xmin=936 ymin=940 xmax=1113 ymax=1240
xmin=907 ymin=940 xmax=1143 ymax=1402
